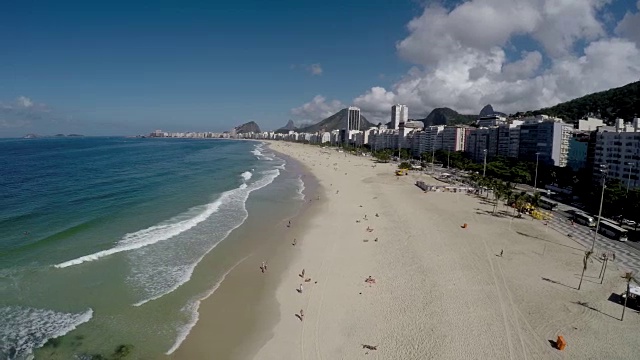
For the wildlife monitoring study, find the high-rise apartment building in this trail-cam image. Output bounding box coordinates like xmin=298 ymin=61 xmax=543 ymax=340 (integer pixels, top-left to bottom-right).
xmin=518 ymin=120 xmax=572 ymax=167
xmin=347 ymin=107 xmax=361 ymax=131
xmin=391 ymin=104 xmax=409 ymax=130
xmin=593 ymin=118 xmax=640 ymax=188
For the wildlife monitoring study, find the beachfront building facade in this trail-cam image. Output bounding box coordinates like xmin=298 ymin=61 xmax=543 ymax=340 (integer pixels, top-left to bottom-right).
xmin=411 ymin=126 xmax=444 ymax=157
xmin=593 ymin=118 xmax=640 ymax=189
xmin=577 ymin=116 xmax=605 ymax=131
xmin=441 ymin=126 xmax=467 ymax=152
xmin=465 ymin=127 xmax=498 ymax=162
xmin=567 ymin=133 xmax=590 ymax=170
xmin=477 ymin=115 xmax=507 ymax=127
xmin=495 ymin=121 xmax=523 ymax=158
xmin=369 ymin=129 xmax=399 ymax=151
xmin=518 ymin=119 xmax=572 ymax=167
xmin=391 ymin=104 xmax=409 ymax=130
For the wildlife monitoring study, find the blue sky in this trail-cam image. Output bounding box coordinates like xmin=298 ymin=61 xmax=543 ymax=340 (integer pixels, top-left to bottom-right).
xmin=0 ymin=0 xmax=419 ymax=136
xmin=1 ymin=0 xmax=639 ymax=137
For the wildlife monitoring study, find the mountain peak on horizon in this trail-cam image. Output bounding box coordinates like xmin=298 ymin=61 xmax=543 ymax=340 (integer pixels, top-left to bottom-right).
xmin=479 ymin=104 xmax=494 ymax=117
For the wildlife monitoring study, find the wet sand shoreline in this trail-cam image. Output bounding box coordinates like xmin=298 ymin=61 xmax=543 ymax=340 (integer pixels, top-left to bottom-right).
xmin=171 ymin=145 xmax=321 ymax=359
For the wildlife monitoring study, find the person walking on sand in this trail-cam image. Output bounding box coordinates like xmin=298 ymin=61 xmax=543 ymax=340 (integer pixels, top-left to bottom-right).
xmin=301 ymin=269 xmax=305 ymax=278
xmin=500 ymin=249 xmax=504 ymax=257
xmin=298 ymin=284 xmax=303 ymax=293
xmin=292 ymin=238 xmax=297 ymax=246
xmin=299 ymin=309 xmax=304 ymax=321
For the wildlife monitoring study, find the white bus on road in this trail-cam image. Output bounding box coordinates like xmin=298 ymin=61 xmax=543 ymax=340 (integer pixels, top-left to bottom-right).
xmin=598 ymin=220 xmax=629 ymax=242
xmin=573 ymin=212 xmax=596 ymax=227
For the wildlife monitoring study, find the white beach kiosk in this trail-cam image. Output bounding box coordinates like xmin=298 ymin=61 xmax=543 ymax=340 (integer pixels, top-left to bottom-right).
xmin=621 ymin=285 xmax=640 ymax=309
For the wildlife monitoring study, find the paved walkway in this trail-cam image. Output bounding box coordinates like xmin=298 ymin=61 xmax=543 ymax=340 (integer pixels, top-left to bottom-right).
xmin=544 ymin=213 xmax=640 ymax=273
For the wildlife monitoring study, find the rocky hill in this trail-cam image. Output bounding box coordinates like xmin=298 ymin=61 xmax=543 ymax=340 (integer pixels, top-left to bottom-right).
xmin=419 ymin=108 xmax=476 ymax=126
xmin=235 ymin=121 xmax=261 ymax=134
xmin=274 ymin=119 xmax=297 ymax=134
xmin=536 ymin=81 xmax=640 ymax=122
xmin=479 ymin=104 xmax=506 ymax=117
xmin=297 ymin=108 xmax=374 ymax=133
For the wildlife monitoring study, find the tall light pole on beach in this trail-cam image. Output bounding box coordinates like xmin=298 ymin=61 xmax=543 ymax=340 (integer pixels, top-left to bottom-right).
xmin=482 ymin=149 xmax=487 ymax=177
xmin=591 ymin=165 xmax=608 ymax=252
xmin=626 ymin=162 xmax=635 ymax=195
xmin=431 ymin=136 xmax=436 ymax=174
xmin=447 ymin=146 xmax=451 ymax=169
xmin=534 ymin=152 xmax=540 ymax=193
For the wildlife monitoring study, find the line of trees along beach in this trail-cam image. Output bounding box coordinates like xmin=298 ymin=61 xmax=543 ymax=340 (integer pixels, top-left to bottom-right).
xmin=307 ymin=141 xmax=640 ymax=227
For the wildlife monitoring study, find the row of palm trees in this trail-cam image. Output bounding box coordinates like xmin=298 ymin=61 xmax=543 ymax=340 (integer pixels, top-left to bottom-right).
xmin=467 ymin=174 xmax=541 ymax=216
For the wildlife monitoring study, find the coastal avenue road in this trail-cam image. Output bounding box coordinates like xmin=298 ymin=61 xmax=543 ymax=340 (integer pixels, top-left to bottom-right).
xmin=544 ymin=207 xmax=640 ymax=273
xmin=513 ymin=183 xmax=640 ymax=254
xmin=426 ymin=166 xmax=640 ymax=270
xmin=511 ymin=183 xmax=640 ymax=272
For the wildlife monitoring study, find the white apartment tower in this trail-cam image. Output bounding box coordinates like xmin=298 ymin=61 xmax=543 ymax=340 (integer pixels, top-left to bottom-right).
xmin=347 ymin=107 xmax=361 ymax=131
xmin=391 ymin=104 xmax=409 ymax=130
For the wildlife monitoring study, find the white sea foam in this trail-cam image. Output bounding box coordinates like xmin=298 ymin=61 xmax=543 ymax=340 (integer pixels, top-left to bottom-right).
xmin=165 ymin=256 xmax=248 ymax=355
xmin=0 ymin=306 xmax=93 ymax=359
xmin=251 ymin=143 xmax=264 ymax=157
xmin=54 ymin=200 xmax=224 ymax=268
xmin=296 ymin=175 xmax=306 ymax=200
xmin=241 ymin=171 xmax=252 ymax=182
xmin=54 ymin=169 xmax=266 ymax=269
xmin=128 ymin=168 xmax=280 ymax=306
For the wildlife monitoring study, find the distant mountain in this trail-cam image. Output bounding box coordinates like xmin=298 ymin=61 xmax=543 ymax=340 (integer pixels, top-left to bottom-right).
xmin=419 ymin=107 xmax=476 ymax=126
xmin=479 ymin=104 xmax=494 ymax=117
xmin=235 ymin=121 xmax=261 ymax=133
xmin=479 ymin=104 xmax=507 ymax=117
xmin=536 ymin=81 xmax=640 ymax=122
xmin=297 ymin=108 xmax=374 ymax=133
xmin=275 ymin=119 xmax=297 ymax=134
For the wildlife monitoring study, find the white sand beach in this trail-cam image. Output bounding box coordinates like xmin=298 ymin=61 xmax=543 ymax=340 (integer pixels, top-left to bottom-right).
xmin=255 ymin=141 xmax=640 ymax=360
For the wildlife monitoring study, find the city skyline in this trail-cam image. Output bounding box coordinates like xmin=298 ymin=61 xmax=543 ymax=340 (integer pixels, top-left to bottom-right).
xmin=1 ymin=0 xmax=640 ymax=137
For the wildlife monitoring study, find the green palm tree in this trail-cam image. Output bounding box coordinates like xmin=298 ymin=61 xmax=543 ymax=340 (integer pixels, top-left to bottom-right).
xmin=492 ymin=180 xmax=506 ymax=214
xmin=513 ymin=191 xmax=528 ymax=217
xmin=578 ymin=250 xmax=594 ymax=290
xmin=528 ymin=192 xmax=541 ymax=208
xmin=621 ymin=272 xmax=638 ymax=321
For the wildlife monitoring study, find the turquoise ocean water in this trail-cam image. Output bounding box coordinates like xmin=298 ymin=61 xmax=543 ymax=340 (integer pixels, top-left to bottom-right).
xmin=0 ymin=137 xmax=302 ymax=359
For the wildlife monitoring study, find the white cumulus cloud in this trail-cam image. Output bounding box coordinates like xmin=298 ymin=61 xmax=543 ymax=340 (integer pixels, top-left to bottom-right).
xmin=615 ymin=0 xmax=640 ymax=47
xmin=17 ymin=96 xmax=34 ymax=108
xmin=309 ymin=63 xmax=323 ymax=76
xmin=351 ymin=0 xmax=640 ymax=122
xmin=290 ymin=95 xmax=344 ymax=123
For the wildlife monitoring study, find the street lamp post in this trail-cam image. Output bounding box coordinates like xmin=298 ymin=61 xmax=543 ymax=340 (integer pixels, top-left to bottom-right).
xmin=431 ymin=139 xmax=436 ymax=174
xmin=626 ymin=162 xmax=635 ymax=195
xmin=591 ymin=165 xmax=608 ymax=252
xmin=482 ymin=149 xmax=487 ymax=177
xmin=447 ymin=146 xmax=451 ymax=169
xmin=534 ymin=152 xmax=540 ymax=193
